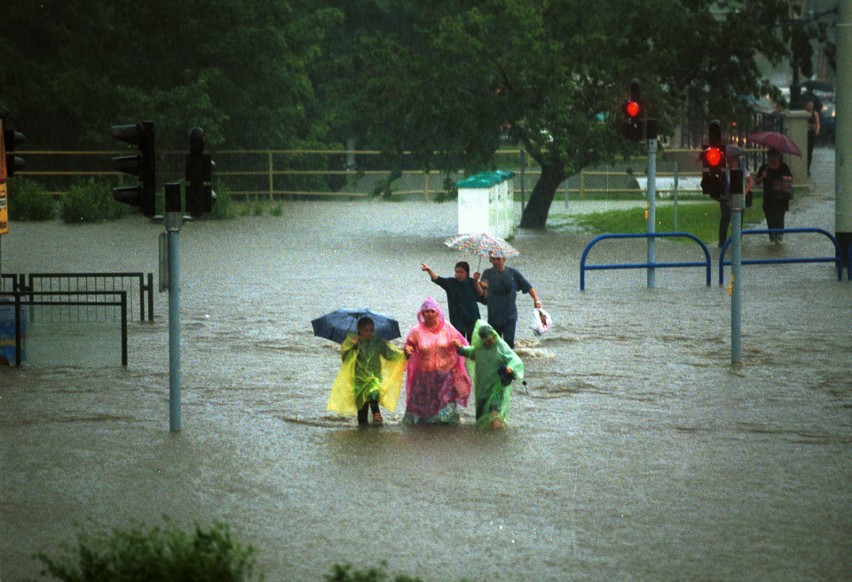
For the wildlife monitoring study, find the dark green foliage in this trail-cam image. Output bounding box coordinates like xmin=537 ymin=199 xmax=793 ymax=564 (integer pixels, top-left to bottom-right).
xmin=6 ymin=177 xmax=56 ymax=221
xmin=0 ymin=1 xmax=342 ymax=151
xmin=60 ymin=179 xmax=132 ymax=223
xmin=324 ymin=561 xmax=423 ymax=582
xmin=34 ymin=520 xmax=259 ymax=582
xmin=0 ymin=0 xmax=830 ymax=228
xmin=207 ymin=183 xmax=235 ymax=220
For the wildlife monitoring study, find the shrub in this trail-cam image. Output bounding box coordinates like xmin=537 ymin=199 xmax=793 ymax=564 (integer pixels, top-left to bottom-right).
xmin=208 ymin=182 xmax=235 ymax=220
xmin=61 ymin=179 xmax=131 ymax=223
xmin=324 ymin=562 xmax=423 ymax=582
xmin=6 ymin=177 xmax=56 ymax=221
xmin=35 ymin=520 xmax=259 ymax=581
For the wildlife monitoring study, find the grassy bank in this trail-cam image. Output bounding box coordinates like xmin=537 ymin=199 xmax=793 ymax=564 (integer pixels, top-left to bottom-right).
xmin=551 ymin=200 xmax=765 ymax=243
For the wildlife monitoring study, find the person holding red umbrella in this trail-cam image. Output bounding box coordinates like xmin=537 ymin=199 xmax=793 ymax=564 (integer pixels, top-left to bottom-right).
xmin=755 ymin=148 xmax=794 ymax=244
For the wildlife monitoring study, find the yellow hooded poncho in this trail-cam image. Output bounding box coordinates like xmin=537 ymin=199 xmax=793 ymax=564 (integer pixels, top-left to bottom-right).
xmin=326 ymin=334 xmax=405 ymax=416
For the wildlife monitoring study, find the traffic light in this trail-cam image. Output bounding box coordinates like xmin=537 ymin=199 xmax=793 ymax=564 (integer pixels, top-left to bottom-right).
xmin=621 ymin=79 xmax=643 ymax=142
xmin=1 ymin=108 xmax=25 ymax=178
xmin=700 ymin=120 xmax=727 ymax=199
xmin=111 ymin=121 xmax=156 ymax=217
xmin=185 ymin=127 xmax=215 ymax=217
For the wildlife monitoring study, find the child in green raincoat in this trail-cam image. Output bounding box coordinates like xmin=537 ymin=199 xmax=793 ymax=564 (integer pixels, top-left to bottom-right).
xmin=453 ymin=320 xmax=524 ymax=429
xmin=327 ymin=317 xmax=406 ymax=426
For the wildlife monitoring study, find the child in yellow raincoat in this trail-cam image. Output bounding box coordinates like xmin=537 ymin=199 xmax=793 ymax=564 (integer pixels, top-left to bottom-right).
xmin=327 ymin=316 xmax=405 ymax=426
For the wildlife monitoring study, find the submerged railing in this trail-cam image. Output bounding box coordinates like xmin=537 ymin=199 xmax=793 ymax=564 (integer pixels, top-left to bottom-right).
xmin=0 ymin=290 xmax=128 ymax=367
xmin=718 ymin=228 xmax=843 ymax=284
xmin=15 ymin=272 xmax=153 ymax=322
xmin=579 ymin=232 xmax=712 ymax=291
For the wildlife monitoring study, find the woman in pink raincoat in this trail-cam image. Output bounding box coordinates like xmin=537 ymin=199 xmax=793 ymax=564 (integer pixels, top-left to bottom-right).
xmin=402 ymin=297 xmax=471 ymax=424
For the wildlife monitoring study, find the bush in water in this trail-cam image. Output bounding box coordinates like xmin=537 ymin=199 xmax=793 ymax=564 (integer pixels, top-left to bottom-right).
xmin=35 ymin=519 xmax=259 ymax=581
xmin=61 ymin=179 xmax=132 ymax=223
xmin=6 ymin=177 xmax=56 ymax=221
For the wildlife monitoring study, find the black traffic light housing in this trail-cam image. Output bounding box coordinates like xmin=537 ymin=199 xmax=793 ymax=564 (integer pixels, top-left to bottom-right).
xmin=1 ymin=107 xmax=25 ymax=178
xmin=185 ymin=127 xmax=215 ymax=217
xmin=621 ymin=79 xmax=643 ymax=142
xmin=111 ymin=121 xmax=156 ymax=217
xmin=700 ymin=120 xmax=727 ymax=199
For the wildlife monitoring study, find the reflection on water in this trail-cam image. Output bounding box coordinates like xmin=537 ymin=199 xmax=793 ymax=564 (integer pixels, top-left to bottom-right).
xmin=1 ymin=199 xmax=850 ymax=580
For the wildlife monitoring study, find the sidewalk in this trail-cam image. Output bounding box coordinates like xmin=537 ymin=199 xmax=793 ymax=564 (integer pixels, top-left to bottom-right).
xmin=783 ymin=145 xmax=835 ymax=230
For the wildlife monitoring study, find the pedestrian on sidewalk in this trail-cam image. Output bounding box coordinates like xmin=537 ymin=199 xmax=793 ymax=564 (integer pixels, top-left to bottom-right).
xmin=755 ymin=148 xmax=793 ymax=244
xmin=806 ymin=98 xmax=820 ymax=177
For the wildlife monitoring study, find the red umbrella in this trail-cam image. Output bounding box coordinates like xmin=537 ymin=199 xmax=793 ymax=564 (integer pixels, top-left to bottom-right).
xmin=746 ymin=131 xmax=802 ymax=157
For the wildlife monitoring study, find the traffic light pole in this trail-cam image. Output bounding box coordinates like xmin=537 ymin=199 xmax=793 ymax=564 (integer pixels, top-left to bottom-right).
xmin=164 ymin=183 xmax=183 ymax=432
xmin=729 ymin=170 xmax=744 ymax=364
xmin=646 ymin=120 xmax=658 ymax=288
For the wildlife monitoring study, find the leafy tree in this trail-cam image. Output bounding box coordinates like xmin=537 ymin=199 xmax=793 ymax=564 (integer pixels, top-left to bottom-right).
xmin=323 ymin=0 xmax=824 ymax=227
xmin=0 ymin=0 xmax=340 ymax=152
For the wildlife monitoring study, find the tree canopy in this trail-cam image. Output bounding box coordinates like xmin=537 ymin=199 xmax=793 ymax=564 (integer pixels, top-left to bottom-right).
xmin=322 ymin=0 xmax=830 ymax=226
xmin=0 ymin=0 xmax=340 ymax=150
xmin=0 ymin=0 xmax=832 ymax=226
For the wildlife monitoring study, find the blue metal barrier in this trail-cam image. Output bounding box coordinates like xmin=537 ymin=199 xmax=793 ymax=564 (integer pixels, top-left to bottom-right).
xmin=718 ymin=228 xmax=843 ymax=285
xmin=580 ymin=232 xmax=711 ymax=291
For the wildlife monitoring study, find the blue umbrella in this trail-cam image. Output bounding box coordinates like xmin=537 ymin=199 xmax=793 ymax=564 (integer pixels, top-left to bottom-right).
xmin=311 ymin=308 xmax=401 ymax=344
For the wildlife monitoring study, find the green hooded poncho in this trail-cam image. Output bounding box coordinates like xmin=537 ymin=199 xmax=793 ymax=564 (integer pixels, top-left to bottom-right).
xmin=456 ymin=319 xmax=525 ymax=428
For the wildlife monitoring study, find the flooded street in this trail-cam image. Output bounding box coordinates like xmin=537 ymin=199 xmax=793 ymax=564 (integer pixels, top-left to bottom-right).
xmin=1 ymin=155 xmax=850 ymax=579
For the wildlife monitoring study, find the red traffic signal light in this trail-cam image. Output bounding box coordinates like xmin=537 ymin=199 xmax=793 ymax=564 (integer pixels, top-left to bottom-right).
xmin=620 ymin=79 xmax=643 ymax=142
xmin=623 ymin=99 xmax=641 ymax=119
xmin=700 ymin=145 xmax=727 ymax=198
xmin=621 ymin=100 xmax=643 ymax=141
xmin=701 ymin=146 xmax=726 ymax=169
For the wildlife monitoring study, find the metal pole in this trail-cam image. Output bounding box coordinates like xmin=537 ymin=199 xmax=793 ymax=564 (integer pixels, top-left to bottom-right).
xmin=673 ymin=162 xmax=679 ymax=232
xmin=519 ymin=149 xmax=526 ymax=214
xmin=646 ymin=119 xmax=658 ymax=288
xmin=836 ymin=1 xmax=852 ymax=268
xmin=164 ymin=183 xmax=182 ymax=432
xmin=730 ymin=169 xmax=744 ymax=364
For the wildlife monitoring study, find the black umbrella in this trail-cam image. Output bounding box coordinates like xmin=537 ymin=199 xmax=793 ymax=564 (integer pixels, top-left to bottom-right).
xmin=311 ymin=308 xmax=401 ymax=344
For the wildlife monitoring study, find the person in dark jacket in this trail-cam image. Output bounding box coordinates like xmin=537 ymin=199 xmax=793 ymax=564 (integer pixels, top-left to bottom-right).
xmin=755 ymin=148 xmax=794 ymax=244
xmin=421 ymin=261 xmax=484 ymax=342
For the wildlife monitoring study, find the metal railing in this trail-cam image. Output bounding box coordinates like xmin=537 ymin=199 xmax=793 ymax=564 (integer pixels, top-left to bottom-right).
xmin=579 ymin=232 xmax=712 ymax=291
xmin=0 ymin=290 xmax=128 ymax=367
xmin=718 ymin=228 xmax=844 ymax=284
xmin=0 ymin=273 xmax=16 ymax=292
xmin=13 ymin=148 xmax=742 ymax=201
xmin=15 ymin=272 xmax=153 ymax=322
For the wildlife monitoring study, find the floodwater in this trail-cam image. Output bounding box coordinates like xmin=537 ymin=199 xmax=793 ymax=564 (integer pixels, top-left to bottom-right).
xmin=1 ymin=180 xmax=850 ymax=580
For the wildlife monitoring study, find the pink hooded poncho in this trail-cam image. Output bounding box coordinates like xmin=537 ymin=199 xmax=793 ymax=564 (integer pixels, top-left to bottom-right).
xmin=403 ymin=297 xmax=471 ymax=420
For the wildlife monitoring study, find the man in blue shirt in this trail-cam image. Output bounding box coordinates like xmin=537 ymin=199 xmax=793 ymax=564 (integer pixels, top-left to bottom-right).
xmin=479 ymin=255 xmax=542 ymax=348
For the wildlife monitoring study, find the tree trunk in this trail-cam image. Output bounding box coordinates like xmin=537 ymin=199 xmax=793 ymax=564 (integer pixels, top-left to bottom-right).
xmin=519 ymin=163 xmax=567 ymax=229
